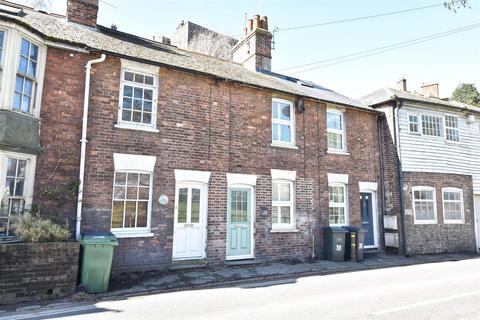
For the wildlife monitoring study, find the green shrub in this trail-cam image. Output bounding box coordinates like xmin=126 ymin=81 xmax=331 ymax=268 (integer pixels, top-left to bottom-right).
xmin=13 ymin=214 xmax=71 ymax=243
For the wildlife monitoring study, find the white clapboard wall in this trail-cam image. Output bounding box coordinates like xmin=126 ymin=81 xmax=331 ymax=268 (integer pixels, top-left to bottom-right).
xmin=398 ymin=102 xmax=480 ymax=194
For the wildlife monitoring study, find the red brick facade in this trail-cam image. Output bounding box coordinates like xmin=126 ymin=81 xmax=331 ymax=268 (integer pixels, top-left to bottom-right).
xmin=34 ymin=50 xmax=384 ymax=272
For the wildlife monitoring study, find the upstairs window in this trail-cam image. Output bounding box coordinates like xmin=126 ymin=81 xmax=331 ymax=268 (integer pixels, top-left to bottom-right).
xmin=272 ymin=98 xmax=294 ymax=146
xmin=421 ymin=115 xmax=442 ymax=137
xmin=119 ymin=69 xmax=157 ymax=127
xmin=445 ymin=115 xmax=459 ymax=142
xmin=408 ymin=114 xmax=419 ymax=133
xmin=271 ymin=180 xmax=294 ymax=229
xmin=412 ymin=187 xmax=437 ymax=224
xmin=13 ymin=39 xmax=38 ymax=114
xmin=442 ymin=188 xmax=464 ymax=224
xmin=327 ymin=110 xmax=345 ymax=152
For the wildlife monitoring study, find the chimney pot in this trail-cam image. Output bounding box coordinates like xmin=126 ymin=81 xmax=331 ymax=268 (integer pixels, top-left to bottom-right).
xmin=397 ymin=78 xmax=407 ymax=91
xmin=260 ymin=16 xmax=268 ymax=30
xmin=253 ymin=15 xmax=260 ymax=30
xmin=247 ymin=19 xmax=253 ymax=33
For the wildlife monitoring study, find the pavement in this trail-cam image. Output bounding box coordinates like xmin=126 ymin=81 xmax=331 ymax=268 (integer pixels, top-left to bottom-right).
xmin=1 ymin=254 xmax=479 ymax=319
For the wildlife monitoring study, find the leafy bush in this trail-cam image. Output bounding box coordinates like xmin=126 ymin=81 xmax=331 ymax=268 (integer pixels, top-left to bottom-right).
xmin=13 ymin=214 xmax=71 ymax=243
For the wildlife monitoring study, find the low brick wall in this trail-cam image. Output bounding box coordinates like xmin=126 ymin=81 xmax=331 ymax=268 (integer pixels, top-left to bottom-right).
xmin=0 ymin=242 xmax=80 ymax=304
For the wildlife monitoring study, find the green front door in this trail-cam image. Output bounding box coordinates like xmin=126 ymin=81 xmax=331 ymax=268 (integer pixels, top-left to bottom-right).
xmin=227 ymin=187 xmax=252 ymax=258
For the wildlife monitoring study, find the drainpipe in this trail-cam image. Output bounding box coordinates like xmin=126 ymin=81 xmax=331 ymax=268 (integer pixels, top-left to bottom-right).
xmin=75 ymin=54 xmax=107 ymax=241
xmin=393 ymin=99 xmax=407 ymax=256
xmin=377 ymin=114 xmax=386 ymax=246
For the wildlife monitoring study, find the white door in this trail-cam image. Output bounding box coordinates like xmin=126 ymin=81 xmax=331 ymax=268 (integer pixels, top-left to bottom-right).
xmin=172 ymin=183 xmax=207 ymax=260
xmin=474 ymin=196 xmax=480 ymax=253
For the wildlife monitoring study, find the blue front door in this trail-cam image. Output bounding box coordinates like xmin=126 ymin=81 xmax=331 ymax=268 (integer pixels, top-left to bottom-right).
xmin=227 ymin=187 xmax=252 ymax=258
xmin=360 ymin=192 xmax=375 ymax=247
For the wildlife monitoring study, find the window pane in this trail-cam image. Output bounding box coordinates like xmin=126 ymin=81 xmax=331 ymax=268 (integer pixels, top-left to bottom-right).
xmin=177 ymin=188 xmax=188 ymax=223
xmin=14 ymin=179 xmax=24 ymax=196
xmin=29 ymin=43 xmax=38 ymax=61
xmin=5 ymin=178 xmax=15 ymax=195
xmin=327 ymin=112 xmax=342 ymax=130
xmin=144 ymin=89 xmax=153 ymax=101
xmin=123 ymin=97 xmax=132 ymax=110
xmin=123 ymin=85 xmax=133 ymax=97
xmin=132 ymin=111 xmax=142 ymax=123
xmin=134 ymin=73 xmax=144 ymax=84
xmin=279 ymin=183 xmax=290 ymax=201
xmin=134 ymin=87 xmax=142 ymax=99
xmin=122 ymin=110 xmax=132 ymax=121
xmin=20 ymin=39 xmax=29 ymax=57
xmin=124 ymin=71 xmax=134 ymax=81
xmin=113 ymin=186 xmax=125 ymax=199
xmin=272 ymin=123 xmax=279 ymax=141
xmin=137 ymin=202 xmax=148 ymax=227
xmin=126 ymin=187 xmax=137 ymax=199
xmin=24 ymin=79 xmax=33 ymax=96
xmin=17 ymin=160 xmax=26 ymax=177
xmin=13 ymin=93 xmax=21 ymax=110
xmin=144 ymin=101 xmax=152 ymax=112
xmin=138 ymin=187 xmax=149 ymax=200
xmin=328 ymin=132 xmax=343 ymax=150
xmin=27 ymin=60 xmax=36 ymax=77
xmin=145 ymin=76 xmax=154 ymax=85
xmin=279 ymin=103 xmax=290 ymax=121
xmin=139 ymin=174 xmax=150 ymax=186
xmin=115 ymin=172 xmax=126 ymax=185
xmin=6 ymin=158 xmax=16 ymax=177
xmin=280 ymin=206 xmax=290 ymax=223
xmin=329 ymin=207 xmax=345 ymax=225
xmin=112 ymin=201 xmax=124 ymax=228
xmin=280 ymin=125 xmax=291 ymax=142
xmin=21 ymin=96 xmax=30 ymax=113
xmin=15 ymin=76 xmax=23 ymax=93
xmin=18 ymin=56 xmax=27 ymax=74
xmin=124 ymin=201 xmax=136 ymax=228
xmin=191 ymin=188 xmax=200 ymax=223
xmin=272 ymin=207 xmax=278 ymax=224
xmin=133 ymin=98 xmax=142 ymax=110
xmin=272 ymin=102 xmax=279 ymax=119
xmin=127 ymin=173 xmax=138 ymax=186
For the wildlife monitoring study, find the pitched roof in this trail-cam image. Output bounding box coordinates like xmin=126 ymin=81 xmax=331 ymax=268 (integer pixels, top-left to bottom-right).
xmin=0 ymin=7 xmax=372 ymax=111
xmin=360 ymin=87 xmax=480 ymax=113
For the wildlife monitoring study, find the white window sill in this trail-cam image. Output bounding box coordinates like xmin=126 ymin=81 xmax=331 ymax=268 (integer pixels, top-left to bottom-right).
xmin=413 ymin=221 xmax=437 ymax=225
xmin=443 ymin=220 xmax=464 ymax=225
xmin=114 ymin=123 xmax=159 ymax=133
xmin=327 ymin=149 xmax=349 ymax=155
xmin=270 ymin=142 xmax=298 ymax=150
xmin=270 ymin=228 xmax=299 ymax=233
xmin=111 ymin=231 xmax=154 ymax=238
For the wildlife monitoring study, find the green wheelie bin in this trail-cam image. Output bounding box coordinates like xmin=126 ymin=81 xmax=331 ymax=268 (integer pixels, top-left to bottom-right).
xmin=79 ymin=232 xmax=118 ymax=293
xmin=323 ymin=227 xmax=348 ymax=261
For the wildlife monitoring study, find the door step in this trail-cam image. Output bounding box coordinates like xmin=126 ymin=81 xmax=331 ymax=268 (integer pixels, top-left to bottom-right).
xmin=364 ymin=248 xmax=386 ymax=256
xmin=224 ymin=259 xmax=260 ymax=267
xmin=169 ymin=259 xmax=207 ymax=271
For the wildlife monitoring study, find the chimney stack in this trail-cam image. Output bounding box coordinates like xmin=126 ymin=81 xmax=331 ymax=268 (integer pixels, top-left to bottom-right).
xmin=397 ymin=78 xmax=407 ymax=91
xmin=232 ymin=14 xmax=272 ymax=71
xmin=421 ymin=82 xmax=439 ymax=98
xmin=67 ymin=0 xmax=99 ymax=28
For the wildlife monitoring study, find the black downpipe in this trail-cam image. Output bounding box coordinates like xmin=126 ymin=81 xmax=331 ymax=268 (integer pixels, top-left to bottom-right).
xmin=377 ymin=114 xmax=386 ymax=247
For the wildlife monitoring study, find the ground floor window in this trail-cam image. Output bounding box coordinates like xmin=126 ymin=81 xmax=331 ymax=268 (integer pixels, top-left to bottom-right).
xmin=328 ymin=183 xmax=347 ymax=226
xmin=0 ymin=153 xmax=35 ymax=237
xmin=111 ymin=171 xmax=152 ymax=231
xmin=272 ymin=179 xmax=294 ymax=229
xmin=412 ymin=186 xmax=437 ymax=224
xmin=442 ymin=188 xmax=464 ymax=224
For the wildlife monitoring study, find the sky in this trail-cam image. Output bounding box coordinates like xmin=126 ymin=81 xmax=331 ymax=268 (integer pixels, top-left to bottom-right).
xmin=15 ymin=0 xmax=480 ymax=98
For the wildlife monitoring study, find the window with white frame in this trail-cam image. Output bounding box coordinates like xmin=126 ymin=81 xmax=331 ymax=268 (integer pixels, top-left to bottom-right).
xmin=0 ymin=153 xmax=35 ymax=238
xmin=272 ymin=98 xmax=294 ymax=145
xmin=328 ymin=184 xmax=347 ymax=226
xmin=327 ymin=109 xmax=345 ymax=152
xmin=444 ymin=115 xmax=459 ymax=142
xmin=119 ymin=69 xmax=157 ymax=127
xmin=111 ymin=172 xmax=152 ymax=231
xmin=272 ymin=180 xmax=294 ymax=229
xmin=13 ymin=38 xmax=39 ymax=114
xmin=442 ymin=188 xmax=464 ymax=223
xmin=412 ymin=187 xmax=437 ymax=224
xmin=421 ymin=114 xmax=442 ymax=137
xmin=408 ymin=114 xmax=419 ymax=133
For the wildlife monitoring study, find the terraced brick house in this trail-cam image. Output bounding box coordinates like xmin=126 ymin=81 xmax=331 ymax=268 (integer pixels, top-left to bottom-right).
xmin=362 ymin=80 xmax=480 ymax=255
xmin=0 ymin=0 xmax=387 ymax=272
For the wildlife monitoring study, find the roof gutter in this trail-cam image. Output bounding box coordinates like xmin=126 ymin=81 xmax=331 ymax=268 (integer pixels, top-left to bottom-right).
xmin=75 ymin=53 xmax=107 ymax=241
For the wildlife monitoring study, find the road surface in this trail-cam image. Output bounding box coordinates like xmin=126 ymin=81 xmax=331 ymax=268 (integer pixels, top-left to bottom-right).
xmin=2 ymin=257 xmax=480 ymax=320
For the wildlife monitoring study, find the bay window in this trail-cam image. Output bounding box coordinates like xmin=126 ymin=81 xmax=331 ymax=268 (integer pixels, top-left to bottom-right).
xmin=14 ymin=38 xmax=38 ymax=113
